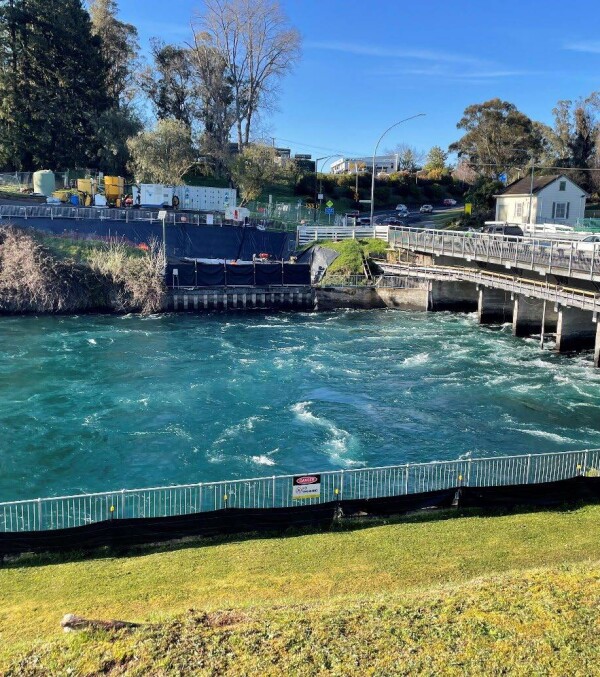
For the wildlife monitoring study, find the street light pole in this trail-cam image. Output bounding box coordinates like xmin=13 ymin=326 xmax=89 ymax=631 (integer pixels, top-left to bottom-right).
xmin=314 ymin=155 xmax=335 ymax=223
xmin=370 ymin=114 xmax=425 ymax=228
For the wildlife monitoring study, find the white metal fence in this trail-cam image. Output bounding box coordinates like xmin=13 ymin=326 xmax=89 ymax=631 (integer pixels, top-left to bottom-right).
xmin=297 ymin=225 xmax=390 ymax=246
xmin=0 ymin=204 xmax=219 ymax=226
xmin=1 ymin=449 xmax=597 ymax=533
xmin=390 ymin=227 xmax=600 ymax=281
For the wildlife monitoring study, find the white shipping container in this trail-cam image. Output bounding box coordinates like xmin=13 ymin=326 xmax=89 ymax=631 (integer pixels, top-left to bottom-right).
xmin=132 ymin=184 xmax=174 ymax=207
xmin=173 ymin=185 xmax=237 ymax=212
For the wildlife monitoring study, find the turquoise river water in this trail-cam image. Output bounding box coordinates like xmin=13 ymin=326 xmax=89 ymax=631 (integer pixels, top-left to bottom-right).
xmin=1 ymin=310 xmax=600 ymax=502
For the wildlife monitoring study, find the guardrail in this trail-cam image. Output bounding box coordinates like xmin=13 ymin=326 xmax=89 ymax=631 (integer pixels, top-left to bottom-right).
xmin=297 ymin=225 xmax=390 ymax=246
xmin=389 ymin=227 xmax=600 ymax=281
xmin=1 ymin=449 xmax=598 ymax=533
xmin=381 ymin=263 xmax=600 ymax=314
xmin=0 ymin=204 xmax=218 ymax=225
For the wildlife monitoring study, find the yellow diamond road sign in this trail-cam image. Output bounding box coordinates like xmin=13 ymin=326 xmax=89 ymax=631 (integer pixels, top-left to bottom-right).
xmin=326 ymin=200 xmax=334 ymax=208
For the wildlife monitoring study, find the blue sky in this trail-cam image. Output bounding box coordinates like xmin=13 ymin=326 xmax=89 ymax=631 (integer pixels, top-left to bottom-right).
xmin=119 ymin=0 xmax=600 ymax=168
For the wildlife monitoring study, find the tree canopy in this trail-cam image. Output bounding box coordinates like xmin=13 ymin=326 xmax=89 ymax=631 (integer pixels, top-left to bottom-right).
xmin=0 ymin=0 xmax=110 ymax=170
xmin=449 ymin=99 xmax=542 ymax=179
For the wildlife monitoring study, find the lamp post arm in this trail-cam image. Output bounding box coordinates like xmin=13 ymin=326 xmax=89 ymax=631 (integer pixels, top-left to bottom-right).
xmin=370 ymin=113 xmax=426 ymax=226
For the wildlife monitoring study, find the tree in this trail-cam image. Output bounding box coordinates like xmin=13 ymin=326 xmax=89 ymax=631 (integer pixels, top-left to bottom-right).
xmin=228 ymin=143 xmax=277 ymax=204
xmin=193 ymin=0 xmax=301 ymax=150
xmin=93 ymin=107 xmax=142 ymax=175
xmin=127 ymin=119 xmax=196 ymax=185
xmin=449 ymin=99 xmax=543 ymax=178
xmin=140 ymin=40 xmax=198 ymax=127
xmin=388 ymin=143 xmax=424 ymax=172
xmin=0 ymin=0 xmax=111 ymax=170
xmin=423 ymin=145 xmax=448 ymax=179
xmin=189 ymin=38 xmax=236 ymax=175
xmin=88 ymin=0 xmax=139 ymax=107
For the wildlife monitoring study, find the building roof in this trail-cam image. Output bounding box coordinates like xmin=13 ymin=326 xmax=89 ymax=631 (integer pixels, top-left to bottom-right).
xmin=498 ymin=173 xmax=588 ymax=197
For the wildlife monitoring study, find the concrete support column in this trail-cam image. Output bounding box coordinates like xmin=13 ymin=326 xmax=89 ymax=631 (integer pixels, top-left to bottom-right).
xmin=512 ymin=296 xmax=557 ymax=337
xmin=430 ymin=281 xmax=478 ymax=312
xmin=477 ymin=287 xmax=512 ymax=324
xmin=555 ymin=307 xmax=597 ymax=352
xmin=594 ymin=322 xmax=600 ymax=368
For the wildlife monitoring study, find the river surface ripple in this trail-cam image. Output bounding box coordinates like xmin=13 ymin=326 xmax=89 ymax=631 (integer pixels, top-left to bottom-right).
xmin=1 ymin=310 xmax=599 ymax=501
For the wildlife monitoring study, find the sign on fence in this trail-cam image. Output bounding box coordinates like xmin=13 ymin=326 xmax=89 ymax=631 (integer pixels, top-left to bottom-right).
xmin=292 ymin=474 xmax=321 ymax=499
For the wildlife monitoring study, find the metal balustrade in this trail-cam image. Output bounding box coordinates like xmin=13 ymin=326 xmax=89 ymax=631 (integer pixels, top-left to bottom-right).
xmin=389 ymin=227 xmax=600 ymax=282
xmin=380 ymin=264 xmax=600 ymax=314
xmin=1 ymin=449 xmax=598 ymax=533
xmin=297 ymin=225 xmax=390 ymax=246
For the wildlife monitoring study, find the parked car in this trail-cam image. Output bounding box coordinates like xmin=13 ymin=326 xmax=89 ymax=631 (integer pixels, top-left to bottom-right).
xmin=357 ymin=216 xmax=372 ymax=225
xmin=481 ymin=224 xmax=524 ymax=239
xmin=420 ymin=204 xmax=433 ymax=213
xmin=443 ymin=198 xmax=457 ymax=206
xmin=573 ymin=234 xmax=600 ymax=251
xmin=395 ymin=203 xmax=408 ymax=212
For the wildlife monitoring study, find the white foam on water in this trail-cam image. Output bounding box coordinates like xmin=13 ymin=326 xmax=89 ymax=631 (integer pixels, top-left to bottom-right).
xmin=512 ymin=428 xmax=576 ymax=444
xmin=402 ymin=352 xmax=430 ymax=367
xmin=87 ymin=338 xmax=97 ymax=345
xmin=291 ymin=401 xmax=360 ymax=462
xmin=251 ymin=455 xmax=276 ymax=466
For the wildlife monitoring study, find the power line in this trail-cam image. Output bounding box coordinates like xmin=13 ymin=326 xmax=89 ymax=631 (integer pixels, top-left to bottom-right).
xmin=272 ymin=137 xmax=366 ymax=158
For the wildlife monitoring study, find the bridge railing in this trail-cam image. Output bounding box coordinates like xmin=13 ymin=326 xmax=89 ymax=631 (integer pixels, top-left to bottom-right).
xmin=1 ymin=449 xmax=598 ymax=533
xmin=389 ymin=227 xmax=600 ymax=280
xmin=381 ymin=264 xmax=600 ymax=314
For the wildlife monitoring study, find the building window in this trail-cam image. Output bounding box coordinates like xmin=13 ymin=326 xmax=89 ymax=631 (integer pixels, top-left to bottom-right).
xmin=554 ymin=202 xmax=568 ymax=219
xmin=515 ymin=203 xmax=523 ymax=218
xmin=559 ymin=181 xmax=566 ymax=191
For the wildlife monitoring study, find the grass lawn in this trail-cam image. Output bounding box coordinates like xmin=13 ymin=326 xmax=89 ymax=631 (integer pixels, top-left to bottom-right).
xmin=3 ymin=504 xmax=600 ymax=672
xmin=34 ymin=233 xmax=144 ymax=263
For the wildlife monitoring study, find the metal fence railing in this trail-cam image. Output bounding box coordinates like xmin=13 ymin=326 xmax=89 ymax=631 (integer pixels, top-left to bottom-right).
xmin=0 ymin=204 xmax=221 ymax=226
xmin=1 ymin=449 xmax=598 ymax=533
xmin=380 ymin=264 xmax=600 ymax=314
xmin=390 ymin=227 xmax=600 ymax=281
xmin=297 ymin=225 xmax=390 ymax=246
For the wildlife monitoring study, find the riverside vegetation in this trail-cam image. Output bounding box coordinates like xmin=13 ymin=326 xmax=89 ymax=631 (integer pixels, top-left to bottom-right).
xmin=2 ymin=505 xmax=600 ymax=674
xmin=0 ymin=225 xmax=166 ymax=315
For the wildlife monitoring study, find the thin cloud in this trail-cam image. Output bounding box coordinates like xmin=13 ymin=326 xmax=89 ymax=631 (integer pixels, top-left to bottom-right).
xmin=305 ymin=40 xmax=486 ymax=66
xmin=370 ymin=65 xmax=545 ymax=81
xmin=564 ymin=40 xmax=600 ymax=54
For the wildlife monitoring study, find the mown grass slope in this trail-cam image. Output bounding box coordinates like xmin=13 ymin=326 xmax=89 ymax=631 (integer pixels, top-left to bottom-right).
xmin=3 ymin=504 xmax=600 ymax=672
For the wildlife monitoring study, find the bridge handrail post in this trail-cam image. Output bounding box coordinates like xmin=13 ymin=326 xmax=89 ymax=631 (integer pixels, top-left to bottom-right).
xmin=568 ymin=244 xmax=574 ymax=276
xmin=549 ymin=240 xmax=554 ymax=274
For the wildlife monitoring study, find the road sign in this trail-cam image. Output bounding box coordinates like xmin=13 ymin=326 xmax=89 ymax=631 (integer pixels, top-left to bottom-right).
xmin=465 ymin=203 xmax=472 ymax=215
xmin=318 ymin=193 xmax=324 ymax=201
xmin=326 ymin=200 xmax=334 ymax=208
xmin=325 ymin=207 xmax=334 ymax=215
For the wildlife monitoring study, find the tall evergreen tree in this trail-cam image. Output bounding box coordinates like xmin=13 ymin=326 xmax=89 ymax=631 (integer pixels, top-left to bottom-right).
xmin=0 ymin=0 xmax=110 ymax=171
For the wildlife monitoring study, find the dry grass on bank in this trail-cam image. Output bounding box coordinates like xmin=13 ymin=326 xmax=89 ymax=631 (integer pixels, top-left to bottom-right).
xmin=0 ymin=226 xmax=166 ymax=314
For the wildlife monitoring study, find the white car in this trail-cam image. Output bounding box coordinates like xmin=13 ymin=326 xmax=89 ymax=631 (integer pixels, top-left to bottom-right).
xmin=420 ymin=204 xmax=433 ymax=213
xmin=395 ymin=204 xmax=408 ymax=212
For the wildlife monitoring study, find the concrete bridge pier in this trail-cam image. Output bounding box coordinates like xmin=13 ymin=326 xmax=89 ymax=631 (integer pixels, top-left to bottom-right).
xmin=477 ymin=287 xmax=513 ymax=324
xmin=555 ymin=307 xmax=597 ymax=353
xmin=595 ymin=322 xmax=600 ymax=368
xmin=429 ymin=281 xmax=478 ymax=312
xmin=512 ymin=296 xmax=558 ymax=337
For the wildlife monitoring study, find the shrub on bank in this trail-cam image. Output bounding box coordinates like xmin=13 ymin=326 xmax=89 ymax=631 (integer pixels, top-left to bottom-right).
xmin=0 ymin=226 xmax=166 ymax=315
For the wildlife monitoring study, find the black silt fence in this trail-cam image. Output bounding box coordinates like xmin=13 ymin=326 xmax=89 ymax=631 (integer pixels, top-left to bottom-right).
xmin=3 ymin=479 xmax=599 ymax=557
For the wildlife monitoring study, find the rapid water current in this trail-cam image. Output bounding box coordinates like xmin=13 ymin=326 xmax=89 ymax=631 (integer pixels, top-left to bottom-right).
xmin=1 ymin=310 xmax=599 ymax=501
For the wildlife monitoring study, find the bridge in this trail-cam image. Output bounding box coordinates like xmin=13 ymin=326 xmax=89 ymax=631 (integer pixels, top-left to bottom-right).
xmin=389 ymin=226 xmax=600 ymax=283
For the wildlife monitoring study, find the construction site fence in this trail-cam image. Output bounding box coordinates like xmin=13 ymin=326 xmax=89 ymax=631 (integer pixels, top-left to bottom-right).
xmin=2 ymin=448 xmax=599 ymax=536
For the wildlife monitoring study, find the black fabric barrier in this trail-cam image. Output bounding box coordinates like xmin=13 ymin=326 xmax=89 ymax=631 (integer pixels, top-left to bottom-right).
xmin=460 ymin=475 xmax=600 ymax=509
xmin=283 ymin=263 xmax=311 ymax=286
xmin=225 ymin=264 xmax=254 ymax=286
xmin=3 ymin=478 xmax=600 ymax=557
xmin=197 ymin=263 xmax=225 ymax=286
xmin=13 ymin=219 xmax=292 ymax=261
xmin=255 ymin=264 xmax=284 ymax=286
xmin=169 ymin=262 xmax=196 ymax=287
